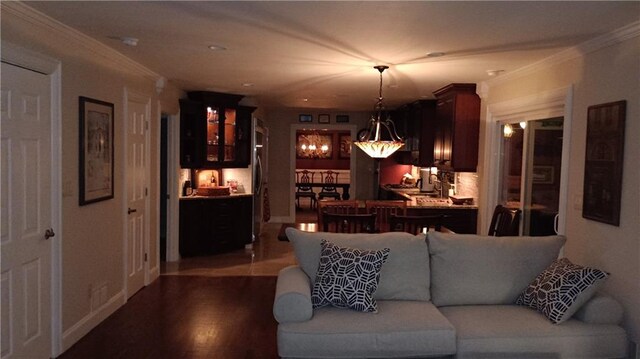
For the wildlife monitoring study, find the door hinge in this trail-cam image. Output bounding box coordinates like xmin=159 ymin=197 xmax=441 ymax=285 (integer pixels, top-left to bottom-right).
xmin=145 ymin=187 xmax=148 ymax=196
xmin=144 ymin=253 xmax=148 ymax=262
xmin=145 ymin=121 xmax=149 ymax=131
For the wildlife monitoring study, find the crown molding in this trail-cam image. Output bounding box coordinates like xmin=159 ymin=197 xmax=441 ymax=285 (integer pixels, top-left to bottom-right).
xmin=485 ymin=20 xmax=640 ymax=88
xmin=2 ymin=1 xmax=161 ymax=81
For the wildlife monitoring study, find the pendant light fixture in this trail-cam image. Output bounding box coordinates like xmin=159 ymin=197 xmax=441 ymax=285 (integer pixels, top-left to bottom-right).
xmin=353 ymin=65 xmax=404 ymax=158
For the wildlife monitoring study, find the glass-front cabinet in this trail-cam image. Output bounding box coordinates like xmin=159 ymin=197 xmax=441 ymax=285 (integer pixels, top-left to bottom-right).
xmin=180 ymin=91 xmax=255 ymax=168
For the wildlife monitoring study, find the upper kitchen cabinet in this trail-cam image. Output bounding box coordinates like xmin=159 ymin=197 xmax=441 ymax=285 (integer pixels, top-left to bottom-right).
xmin=433 ymin=84 xmax=480 ymax=172
xmin=180 ymin=91 xmax=255 ymax=168
xmin=393 ymin=100 xmax=437 ymax=167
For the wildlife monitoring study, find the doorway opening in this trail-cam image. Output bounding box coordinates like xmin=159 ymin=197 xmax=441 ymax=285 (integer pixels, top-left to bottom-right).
xmin=498 ymin=118 xmax=563 ymax=235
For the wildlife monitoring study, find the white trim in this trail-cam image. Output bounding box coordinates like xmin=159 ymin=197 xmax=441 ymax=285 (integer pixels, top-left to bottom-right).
xmin=485 ymin=21 xmax=640 ymax=87
xmin=2 ymin=41 xmax=64 ymax=358
xmin=60 ymin=291 xmax=126 ymax=353
xmin=151 ymin=100 xmax=162 ymax=282
xmin=2 ymin=2 xmax=161 ymax=81
xmin=481 ymin=86 xmax=573 ymax=235
xmin=167 ymin=114 xmax=181 ymax=262
xmin=289 ymin=124 xmax=358 ymax=221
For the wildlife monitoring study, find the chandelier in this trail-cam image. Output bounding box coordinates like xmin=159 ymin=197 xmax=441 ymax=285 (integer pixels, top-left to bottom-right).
xmin=297 ymin=131 xmax=331 ymax=158
xmin=353 ymin=65 xmax=404 ymax=158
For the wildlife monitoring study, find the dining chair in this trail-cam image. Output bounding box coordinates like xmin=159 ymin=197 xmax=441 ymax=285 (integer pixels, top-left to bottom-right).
xmin=317 ymin=199 xmax=358 ymax=229
xmin=321 ymin=212 xmax=376 ymax=233
xmin=389 ymin=214 xmax=447 ymax=235
xmin=488 ymin=204 xmax=521 ymax=236
xmin=365 ymin=200 xmax=407 ymax=233
xmin=318 ymin=170 xmax=341 ymax=200
xmin=295 ymin=170 xmax=317 ymax=210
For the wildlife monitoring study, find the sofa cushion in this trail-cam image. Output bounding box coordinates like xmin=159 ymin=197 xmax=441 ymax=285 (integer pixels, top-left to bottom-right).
xmin=278 ymin=300 xmax=456 ymax=358
xmin=516 ymin=258 xmax=608 ymax=324
xmin=286 ymin=228 xmax=430 ymax=301
xmin=427 ymin=232 xmax=565 ymax=306
xmin=439 ymin=305 xmax=627 ymax=359
xmin=312 ymin=240 xmax=390 ymax=313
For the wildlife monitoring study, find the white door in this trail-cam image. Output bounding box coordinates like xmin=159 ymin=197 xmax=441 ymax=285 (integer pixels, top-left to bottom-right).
xmin=126 ymin=96 xmax=149 ymax=298
xmin=1 ymin=63 xmax=53 ymax=358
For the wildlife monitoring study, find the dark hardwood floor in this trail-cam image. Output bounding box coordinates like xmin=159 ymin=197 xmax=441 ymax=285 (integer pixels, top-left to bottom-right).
xmin=59 ymin=223 xmax=298 ymax=359
xmin=59 ymin=276 xmax=279 ymax=359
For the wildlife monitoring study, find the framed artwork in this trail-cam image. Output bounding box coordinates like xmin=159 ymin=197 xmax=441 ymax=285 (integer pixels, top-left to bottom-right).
xmin=339 ymin=134 xmax=352 ymax=159
xmin=79 ymin=96 xmax=114 ymax=205
xmin=299 ymin=114 xmax=312 ymax=122
xmin=318 ymin=114 xmax=330 ymax=124
xmin=532 ymin=166 xmax=554 ymax=184
xmin=582 ymin=100 xmax=626 ymax=226
xmin=296 ymin=133 xmax=332 ymax=159
xmin=336 ymin=115 xmax=349 ymax=123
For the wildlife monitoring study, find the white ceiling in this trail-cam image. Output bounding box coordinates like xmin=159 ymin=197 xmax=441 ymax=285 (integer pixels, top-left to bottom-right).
xmin=27 ymin=1 xmax=640 ymax=111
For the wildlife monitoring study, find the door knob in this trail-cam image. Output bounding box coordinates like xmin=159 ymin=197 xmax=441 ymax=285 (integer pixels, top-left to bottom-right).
xmin=44 ymin=228 xmax=55 ymax=240
xmin=128 ymin=208 xmax=137 ymax=214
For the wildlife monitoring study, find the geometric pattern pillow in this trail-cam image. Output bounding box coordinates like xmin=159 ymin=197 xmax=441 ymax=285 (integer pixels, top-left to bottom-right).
xmin=516 ymin=258 xmax=608 ymax=324
xmin=311 ymin=239 xmax=390 ymax=313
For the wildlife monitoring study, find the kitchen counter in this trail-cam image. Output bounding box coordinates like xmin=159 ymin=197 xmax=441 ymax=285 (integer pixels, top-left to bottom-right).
xmin=382 ymin=186 xmax=478 ymax=209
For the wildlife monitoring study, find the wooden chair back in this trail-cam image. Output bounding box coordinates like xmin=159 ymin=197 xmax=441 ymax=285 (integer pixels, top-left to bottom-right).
xmin=317 ymin=200 xmax=358 ymax=228
xmin=295 ymin=170 xmax=315 ymax=192
xmin=488 ymin=205 xmax=521 ymax=236
xmin=322 ymin=212 xmax=376 ymax=233
xmin=389 ymin=214 xmax=446 ymax=235
xmin=318 ymin=170 xmax=341 ymax=200
xmin=365 ymin=200 xmax=407 ymax=233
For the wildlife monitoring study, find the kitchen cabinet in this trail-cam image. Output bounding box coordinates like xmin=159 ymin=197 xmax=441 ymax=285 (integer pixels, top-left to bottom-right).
xmin=180 ymin=91 xmax=255 ymax=168
xmin=179 ymin=196 xmax=253 ymax=256
xmin=433 ymin=84 xmax=480 ymax=172
xmin=392 ymin=100 xmax=437 ymax=166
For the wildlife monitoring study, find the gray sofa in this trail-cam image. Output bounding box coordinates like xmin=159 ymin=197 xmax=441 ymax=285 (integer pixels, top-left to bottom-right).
xmin=273 ymin=228 xmax=627 ymax=359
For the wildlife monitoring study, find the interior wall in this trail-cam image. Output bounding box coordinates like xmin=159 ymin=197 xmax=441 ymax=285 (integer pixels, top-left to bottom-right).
xmin=263 ymin=109 xmax=374 ymax=220
xmin=479 ymin=34 xmax=640 ymax=346
xmin=1 ymin=4 xmax=183 ymax=351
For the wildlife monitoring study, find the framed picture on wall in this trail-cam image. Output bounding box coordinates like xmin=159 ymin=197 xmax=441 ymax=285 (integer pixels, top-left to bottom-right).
xmin=582 ymin=100 xmax=626 ymax=226
xmin=79 ymin=96 xmax=114 ymax=205
xmin=339 ymin=134 xmax=352 ymax=159
xmin=318 ymin=114 xmax=330 ymax=124
xmin=336 ymin=115 xmax=349 ymax=123
xmin=296 ymin=133 xmax=333 ymax=159
xmin=299 ymin=114 xmax=312 ymax=122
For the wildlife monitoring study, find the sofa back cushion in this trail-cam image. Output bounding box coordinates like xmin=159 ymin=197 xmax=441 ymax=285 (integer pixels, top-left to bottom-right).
xmin=427 ymin=232 xmax=565 ymax=306
xmin=286 ymin=228 xmax=430 ymax=301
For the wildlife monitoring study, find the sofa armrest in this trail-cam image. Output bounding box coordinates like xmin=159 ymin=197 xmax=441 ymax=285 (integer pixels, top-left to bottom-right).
xmin=273 ymin=265 xmax=313 ymax=324
xmin=573 ymin=293 xmax=623 ymax=325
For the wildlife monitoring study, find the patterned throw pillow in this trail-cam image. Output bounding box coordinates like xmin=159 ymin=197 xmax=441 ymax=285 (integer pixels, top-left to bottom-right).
xmin=311 ymin=239 xmax=390 ymax=313
xmin=516 ymin=258 xmax=608 ymax=324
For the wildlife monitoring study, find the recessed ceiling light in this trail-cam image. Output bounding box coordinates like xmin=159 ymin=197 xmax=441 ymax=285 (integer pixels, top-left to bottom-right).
xmin=241 ymin=83 xmax=254 ymax=87
xmin=426 ymin=51 xmax=445 ymax=58
xmin=208 ymin=44 xmax=227 ymax=51
xmin=121 ymin=37 xmax=138 ymax=47
xmin=302 ymin=98 xmax=309 ymax=102
xmin=486 ymin=69 xmax=505 ymax=76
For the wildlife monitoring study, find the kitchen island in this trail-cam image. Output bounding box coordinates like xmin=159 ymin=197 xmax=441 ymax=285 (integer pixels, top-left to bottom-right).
xmin=381 ymin=185 xmax=478 ymax=234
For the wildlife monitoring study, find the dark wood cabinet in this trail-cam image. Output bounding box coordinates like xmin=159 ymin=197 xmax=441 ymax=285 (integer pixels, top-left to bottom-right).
xmin=392 ymin=100 xmax=437 ymax=167
xmin=433 ymin=84 xmax=480 ymax=172
xmin=179 ymin=196 xmax=253 ymax=257
xmin=179 ymin=91 xmax=255 ymax=168
xmin=408 ymin=207 xmax=478 ymax=234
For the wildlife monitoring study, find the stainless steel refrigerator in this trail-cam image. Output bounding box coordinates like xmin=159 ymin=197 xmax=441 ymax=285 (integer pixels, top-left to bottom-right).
xmin=253 ymin=118 xmax=269 ymax=241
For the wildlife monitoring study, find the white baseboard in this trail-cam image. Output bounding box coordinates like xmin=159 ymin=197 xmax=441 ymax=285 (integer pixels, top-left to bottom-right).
xmin=148 ymin=265 xmax=159 ymax=283
xmin=60 ymin=290 xmax=125 ymax=353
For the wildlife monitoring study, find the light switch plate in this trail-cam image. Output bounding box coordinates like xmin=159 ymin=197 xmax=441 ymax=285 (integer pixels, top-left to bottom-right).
xmin=573 ymin=194 xmax=583 ymax=210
